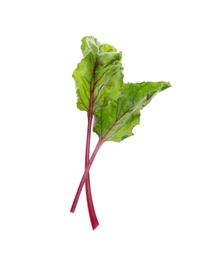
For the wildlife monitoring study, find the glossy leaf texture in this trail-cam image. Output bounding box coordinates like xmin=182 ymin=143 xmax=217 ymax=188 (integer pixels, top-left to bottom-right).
xmin=93 ymin=81 xmax=171 ymax=142
xmin=73 ymin=36 xmax=124 ymax=113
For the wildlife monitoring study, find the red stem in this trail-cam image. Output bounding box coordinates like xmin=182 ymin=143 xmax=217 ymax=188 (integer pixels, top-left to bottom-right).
xmin=70 ymin=139 xmax=103 ymax=213
xmin=85 ymin=98 xmax=99 ymax=229
xmin=71 ymin=62 xmax=99 ymax=228
xmin=85 ymin=175 xmax=99 ymax=229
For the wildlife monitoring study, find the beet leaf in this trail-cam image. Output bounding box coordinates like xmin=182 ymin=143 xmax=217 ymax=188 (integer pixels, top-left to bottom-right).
xmin=72 ymin=36 xmax=124 ymax=229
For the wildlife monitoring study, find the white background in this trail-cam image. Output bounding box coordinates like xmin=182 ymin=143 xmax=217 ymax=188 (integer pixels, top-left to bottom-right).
xmin=0 ymin=0 xmax=218 ymax=259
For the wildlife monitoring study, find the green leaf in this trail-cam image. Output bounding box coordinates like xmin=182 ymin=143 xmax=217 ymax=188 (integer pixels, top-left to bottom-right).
xmin=73 ymin=36 xmax=124 ymax=112
xmin=93 ymin=81 xmax=171 ymax=142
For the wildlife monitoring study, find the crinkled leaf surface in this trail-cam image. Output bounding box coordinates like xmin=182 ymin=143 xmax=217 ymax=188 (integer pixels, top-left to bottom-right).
xmin=73 ymin=36 xmax=124 ymax=113
xmin=93 ymin=81 xmax=171 ymax=142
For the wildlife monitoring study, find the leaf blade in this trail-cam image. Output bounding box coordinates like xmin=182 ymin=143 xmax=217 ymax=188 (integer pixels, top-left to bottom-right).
xmin=93 ymin=81 xmax=171 ymax=142
xmin=72 ymin=36 xmax=124 ymax=112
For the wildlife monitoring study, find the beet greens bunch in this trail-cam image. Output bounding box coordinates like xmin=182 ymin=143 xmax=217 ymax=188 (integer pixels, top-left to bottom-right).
xmin=70 ymin=36 xmax=171 ymax=229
